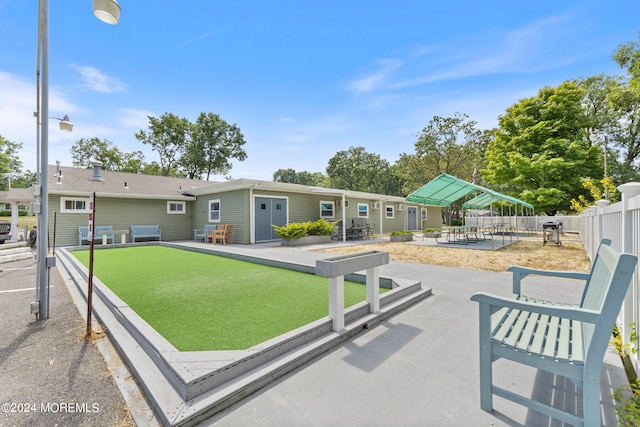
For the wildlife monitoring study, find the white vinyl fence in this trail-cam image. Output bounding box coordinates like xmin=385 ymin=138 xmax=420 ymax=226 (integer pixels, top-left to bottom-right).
xmin=578 ymin=182 xmax=640 ymax=374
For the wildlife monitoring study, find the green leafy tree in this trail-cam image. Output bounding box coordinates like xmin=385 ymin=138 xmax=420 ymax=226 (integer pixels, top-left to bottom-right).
xmin=70 ymin=137 xmax=145 ymax=172
xmin=187 ymin=112 xmax=248 ymax=180
xmin=326 ymin=146 xmax=401 ymax=195
xmin=273 ymin=168 xmax=327 ymax=186
xmin=9 ymin=171 xmax=36 ymax=189
xmin=135 ymin=113 xmax=191 ymax=176
xmin=483 ymin=81 xmax=602 ymax=214
xmin=0 ymin=135 xmax=24 ymax=191
xmin=395 ymin=113 xmax=489 ymax=195
xmin=141 ymin=161 xmax=164 ymax=176
xmin=613 ymin=34 xmax=640 ymax=88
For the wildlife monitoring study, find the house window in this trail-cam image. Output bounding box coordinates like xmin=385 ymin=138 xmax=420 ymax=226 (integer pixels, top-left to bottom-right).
xmin=320 ymin=201 xmax=335 ymax=218
xmin=167 ymin=201 xmax=186 ymax=214
xmin=60 ymin=197 xmax=90 ymax=213
xmin=385 ymin=205 xmax=395 ymax=219
xmin=421 ymin=208 xmax=428 ymax=221
xmin=357 ymin=203 xmax=368 ymax=218
xmin=209 ymin=199 xmax=221 ymax=222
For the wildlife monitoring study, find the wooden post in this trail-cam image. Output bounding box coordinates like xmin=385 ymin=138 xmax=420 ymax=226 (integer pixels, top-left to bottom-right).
xmin=86 ymin=192 xmax=96 ymax=337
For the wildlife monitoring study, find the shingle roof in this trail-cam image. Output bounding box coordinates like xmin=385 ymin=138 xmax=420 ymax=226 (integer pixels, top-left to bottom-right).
xmin=47 ymin=165 xmax=214 ymax=200
xmin=0 ymin=188 xmax=35 ymax=203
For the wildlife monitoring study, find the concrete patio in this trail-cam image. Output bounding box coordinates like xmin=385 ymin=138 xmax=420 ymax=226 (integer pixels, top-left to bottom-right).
xmin=55 ymin=239 xmax=628 ymax=426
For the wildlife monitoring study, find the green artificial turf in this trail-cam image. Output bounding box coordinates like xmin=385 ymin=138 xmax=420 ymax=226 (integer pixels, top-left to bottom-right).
xmin=72 ymin=246 xmax=383 ymax=351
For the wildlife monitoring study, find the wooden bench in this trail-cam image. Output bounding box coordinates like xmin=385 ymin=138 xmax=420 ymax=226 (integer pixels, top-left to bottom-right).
xmin=78 ymin=225 xmax=114 ymax=246
xmin=470 ymin=239 xmax=637 ymax=427
xmin=131 ymin=225 xmax=162 ymax=243
xmin=194 ymin=224 xmax=217 ymax=242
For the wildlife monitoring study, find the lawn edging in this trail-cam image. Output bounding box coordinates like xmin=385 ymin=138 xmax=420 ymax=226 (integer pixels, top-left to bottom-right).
xmin=56 ymin=244 xmax=430 ymax=427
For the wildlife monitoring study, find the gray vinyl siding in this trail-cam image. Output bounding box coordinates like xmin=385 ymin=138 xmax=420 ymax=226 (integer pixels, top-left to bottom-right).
xmin=47 ymin=195 xmax=196 ymax=247
xmin=192 ymin=189 xmax=251 ymax=244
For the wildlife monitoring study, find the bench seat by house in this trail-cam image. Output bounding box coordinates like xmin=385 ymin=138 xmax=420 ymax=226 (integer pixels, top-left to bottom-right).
xmin=78 ymin=225 xmax=114 ymax=246
xmin=470 ymin=239 xmax=637 ymax=427
xmin=131 ymin=225 xmax=162 ymax=243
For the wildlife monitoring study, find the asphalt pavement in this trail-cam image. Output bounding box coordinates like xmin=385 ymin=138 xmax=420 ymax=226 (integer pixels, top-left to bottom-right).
xmin=0 ymin=252 xmax=133 ymax=427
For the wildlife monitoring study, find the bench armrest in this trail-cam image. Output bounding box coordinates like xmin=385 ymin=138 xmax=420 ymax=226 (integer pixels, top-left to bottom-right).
xmin=507 ymin=266 xmax=589 ymax=295
xmin=470 ymin=292 xmax=600 ymax=323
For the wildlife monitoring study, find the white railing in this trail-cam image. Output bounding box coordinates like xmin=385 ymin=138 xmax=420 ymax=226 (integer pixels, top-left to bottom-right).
xmin=464 ymin=214 xmax=581 ymax=233
xmin=578 ymin=182 xmax=640 ymax=375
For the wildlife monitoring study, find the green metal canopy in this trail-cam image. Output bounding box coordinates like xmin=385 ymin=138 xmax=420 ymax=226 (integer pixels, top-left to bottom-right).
xmin=406 ymin=173 xmax=533 ymax=209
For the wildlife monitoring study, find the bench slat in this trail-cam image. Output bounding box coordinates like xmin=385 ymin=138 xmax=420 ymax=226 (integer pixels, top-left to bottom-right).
xmin=556 ymin=317 xmax=571 ymax=361
xmin=571 ymin=322 xmax=584 ymax=362
xmin=515 ymin=312 xmax=539 ymax=352
xmin=502 ymin=310 xmax=530 ymax=348
xmin=542 ymin=316 xmax=560 ymax=358
xmin=493 ymin=309 xmax=521 ymax=343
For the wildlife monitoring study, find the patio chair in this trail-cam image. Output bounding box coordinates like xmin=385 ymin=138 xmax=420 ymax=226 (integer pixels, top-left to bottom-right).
xmin=212 ymin=224 xmax=233 ymax=244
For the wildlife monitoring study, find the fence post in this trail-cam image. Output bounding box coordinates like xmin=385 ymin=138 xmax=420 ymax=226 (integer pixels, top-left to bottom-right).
xmin=589 ymin=205 xmax=599 ymax=257
xmin=617 ymin=183 xmax=640 ymax=359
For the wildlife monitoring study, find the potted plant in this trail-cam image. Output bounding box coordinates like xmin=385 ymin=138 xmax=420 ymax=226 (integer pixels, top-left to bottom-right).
xmin=272 ymin=219 xmax=336 ymax=246
xmin=390 ymin=230 xmax=413 ymax=242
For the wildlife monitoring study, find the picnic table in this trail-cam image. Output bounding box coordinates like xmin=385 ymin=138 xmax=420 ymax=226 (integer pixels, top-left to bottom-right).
xmin=437 ymin=225 xmax=486 ymax=245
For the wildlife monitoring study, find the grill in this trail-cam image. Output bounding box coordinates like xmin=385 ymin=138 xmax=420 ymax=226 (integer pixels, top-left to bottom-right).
xmin=542 ymin=220 xmax=562 ymax=246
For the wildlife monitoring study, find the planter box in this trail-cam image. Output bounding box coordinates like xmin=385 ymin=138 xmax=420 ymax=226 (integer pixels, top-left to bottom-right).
xmin=280 ymin=235 xmax=332 ymax=247
xmin=423 ymin=232 xmax=441 ymax=238
xmin=390 ymin=234 xmax=413 ymax=242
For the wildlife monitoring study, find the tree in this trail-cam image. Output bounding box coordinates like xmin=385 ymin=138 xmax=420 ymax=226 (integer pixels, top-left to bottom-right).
xmin=395 ymin=113 xmax=489 ymax=194
xmin=70 ymin=137 xmax=145 ymax=172
xmin=483 ymin=81 xmax=602 ymax=214
xmin=135 ymin=113 xmax=191 ymax=176
xmin=612 ymin=34 xmax=640 ymax=88
xmin=273 ymin=168 xmax=327 ymax=186
xmin=187 ymin=112 xmax=248 ymax=180
xmin=326 ymin=146 xmax=402 ymax=195
xmin=0 ymin=135 xmax=23 ymax=191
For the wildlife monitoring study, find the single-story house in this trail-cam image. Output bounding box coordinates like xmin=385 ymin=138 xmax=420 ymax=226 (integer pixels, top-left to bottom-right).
xmin=5 ymin=162 xmax=443 ymax=246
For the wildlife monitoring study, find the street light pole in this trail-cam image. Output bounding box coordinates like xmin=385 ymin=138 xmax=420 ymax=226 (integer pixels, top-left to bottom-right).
xmin=35 ymin=0 xmax=52 ymax=321
xmin=34 ymin=0 xmax=120 ymax=321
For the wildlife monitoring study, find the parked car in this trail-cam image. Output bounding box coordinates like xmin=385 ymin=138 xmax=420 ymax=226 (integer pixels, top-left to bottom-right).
xmin=0 ymin=220 xmax=10 ymax=244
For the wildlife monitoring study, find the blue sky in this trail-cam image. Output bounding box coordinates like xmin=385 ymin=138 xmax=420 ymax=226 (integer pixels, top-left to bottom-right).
xmin=1 ymin=1 xmax=639 ymax=182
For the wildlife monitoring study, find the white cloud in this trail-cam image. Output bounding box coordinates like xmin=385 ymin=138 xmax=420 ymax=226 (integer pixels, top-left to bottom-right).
xmin=71 ymin=64 xmax=127 ymax=93
xmin=347 ymin=58 xmax=403 ymax=94
xmin=349 ymin=14 xmax=580 ymax=93
xmin=0 ymin=71 xmax=80 ymax=170
xmin=117 ymin=108 xmax=155 ymax=129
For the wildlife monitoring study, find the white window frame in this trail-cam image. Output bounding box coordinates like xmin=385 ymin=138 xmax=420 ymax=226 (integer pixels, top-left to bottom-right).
xmin=167 ymin=201 xmax=186 ymax=214
xmin=385 ymin=205 xmax=395 ymax=219
xmin=421 ymin=208 xmax=428 ymax=221
xmin=357 ymin=203 xmax=369 ymax=218
xmin=209 ymin=199 xmax=221 ymax=222
xmin=320 ymin=201 xmax=335 ymax=218
xmin=60 ymin=197 xmax=90 ymax=213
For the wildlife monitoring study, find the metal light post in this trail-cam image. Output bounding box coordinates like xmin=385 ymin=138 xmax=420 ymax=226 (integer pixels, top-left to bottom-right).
xmin=34 ymin=0 xmax=120 ymax=321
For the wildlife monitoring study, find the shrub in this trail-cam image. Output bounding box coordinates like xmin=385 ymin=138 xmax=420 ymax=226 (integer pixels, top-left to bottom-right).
xmin=0 ymin=210 xmax=29 ymax=217
xmin=391 ymin=230 xmax=413 ymax=236
xmin=306 ymin=219 xmax=335 ymax=236
xmin=423 ymin=228 xmax=441 ymax=233
xmin=272 ymin=219 xmax=336 ymax=240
